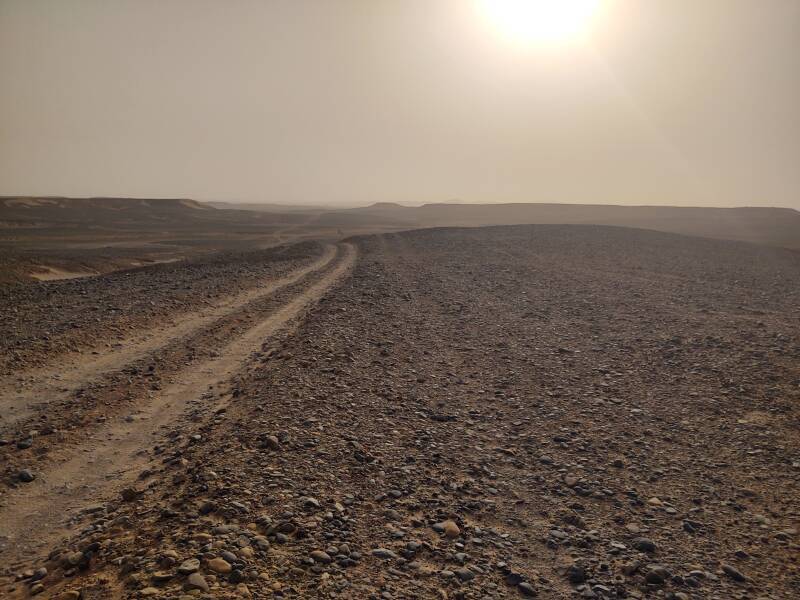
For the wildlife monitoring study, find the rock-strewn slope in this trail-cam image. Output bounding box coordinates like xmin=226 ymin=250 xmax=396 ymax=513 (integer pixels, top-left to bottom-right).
xmin=4 ymin=225 xmax=799 ymax=599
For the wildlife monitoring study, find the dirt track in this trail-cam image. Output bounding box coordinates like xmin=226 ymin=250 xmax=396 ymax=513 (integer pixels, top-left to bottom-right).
xmin=0 ymin=244 xmax=338 ymax=427
xmin=0 ymin=243 xmax=355 ymax=561
xmin=2 ymin=225 xmax=799 ymax=599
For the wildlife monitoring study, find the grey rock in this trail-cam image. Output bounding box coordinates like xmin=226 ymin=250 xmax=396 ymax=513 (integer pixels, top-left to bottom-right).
xmin=633 ymin=537 xmax=657 ymax=553
xmin=721 ymin=564 xmax=746 ymax=582
xmin=518 ymin=581 xmax=537 ymax=596
xmin=310 ymin=550 xmax=332 ymax=564
xmin=177 ymin=558 xmax=200 ymax=575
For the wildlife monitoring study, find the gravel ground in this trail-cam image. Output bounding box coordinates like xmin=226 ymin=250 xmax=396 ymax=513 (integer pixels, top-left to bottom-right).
xmin=0 ymin=242 xmax=323 ymax=375
xmin=3 ymin=225 xmax=799 ymax=599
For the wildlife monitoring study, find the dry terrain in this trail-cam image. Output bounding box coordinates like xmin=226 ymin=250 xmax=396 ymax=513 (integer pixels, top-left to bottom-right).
xmin=1 ymin=225 xmax=798 ymax=600
xmin=3 ymin=198 xmax=799 ymax=288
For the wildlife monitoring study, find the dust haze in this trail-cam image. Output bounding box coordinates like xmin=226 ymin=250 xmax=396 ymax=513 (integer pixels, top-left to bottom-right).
xmin=0 ymin=2 xmax=798 ymax=600
xmin=1 ymin=0 xmax=799 ymax=208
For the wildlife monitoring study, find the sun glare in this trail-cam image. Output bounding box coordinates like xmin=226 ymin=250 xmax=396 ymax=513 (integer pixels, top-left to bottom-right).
xmin=477 ymin=0 xmax=601 ymax=45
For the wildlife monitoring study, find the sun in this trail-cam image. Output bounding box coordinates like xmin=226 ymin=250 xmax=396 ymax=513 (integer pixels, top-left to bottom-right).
xmin=477 ymin=0 xmax=602 ymax=45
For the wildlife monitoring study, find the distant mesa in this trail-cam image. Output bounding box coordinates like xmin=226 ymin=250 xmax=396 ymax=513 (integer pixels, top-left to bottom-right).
xmin=1 ymin=196 xmax=798 ymax=250
xmin=365 ymin=202 xmax=407 ymax=209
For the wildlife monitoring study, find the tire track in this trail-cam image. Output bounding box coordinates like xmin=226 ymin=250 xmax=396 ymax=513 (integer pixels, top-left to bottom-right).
xmin=0 ymin=245 xmax=337 ymax=428
xmin=0 ymin=243 xmax=356 ymax=562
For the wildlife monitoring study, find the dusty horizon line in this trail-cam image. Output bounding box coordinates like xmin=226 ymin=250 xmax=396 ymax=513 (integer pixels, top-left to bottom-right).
xmin=1 ymin=195 xmax=797 ymax=213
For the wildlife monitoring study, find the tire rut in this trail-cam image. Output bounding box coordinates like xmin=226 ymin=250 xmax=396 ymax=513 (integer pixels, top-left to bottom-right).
xmin=0 ymin=244 xmax=337 ymax=428
xmin=0 ymin=243 xmax=356 ymax=564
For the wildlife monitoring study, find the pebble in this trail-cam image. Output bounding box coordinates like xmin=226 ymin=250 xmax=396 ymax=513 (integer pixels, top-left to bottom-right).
xmin=633 ymin=538 xmax=657 ymax=553
xmin=721 ymin=564 xmax=746 ymax=582
xmin=436 ymin=520 xmax=461 ymax=538
xmin=184 ymin=572 xmax=209 ymax=592
xmin=310 ymin=550 xmax=332 ymax=564
xmin=207 ymin=557 xmax=232 ymax=574
xmin=120 ymin=487 xmax=139 ymax=501
xmin=567 ymin=564 xmax=586 ymax=584
xmin=177 ymin=558 xmax=200 ymax=575
xmin=645 ymin=565 xmax=669 ymax=585
xmin=518 ymin=582 xmax=537 ymax=596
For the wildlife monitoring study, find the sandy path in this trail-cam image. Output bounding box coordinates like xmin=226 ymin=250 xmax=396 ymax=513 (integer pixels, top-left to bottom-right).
xmin=0 ymin=243 xmax=355 ymax=562
xmin=0 ymin=244 xmax=337 ymax=427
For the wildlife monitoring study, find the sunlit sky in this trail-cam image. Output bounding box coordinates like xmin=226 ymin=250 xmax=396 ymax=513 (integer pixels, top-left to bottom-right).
xmin=1 ymin=1 xmax=798 ymax=208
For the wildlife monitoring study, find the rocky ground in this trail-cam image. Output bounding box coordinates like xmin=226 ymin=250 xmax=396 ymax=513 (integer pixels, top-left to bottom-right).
xmin=1 ymin=225 xmax=798 ymax=599
xmin=0 ymin=242 xmax=322 ymax=375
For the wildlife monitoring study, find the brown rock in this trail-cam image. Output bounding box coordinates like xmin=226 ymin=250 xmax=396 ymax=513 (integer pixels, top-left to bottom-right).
xmin=442 ymin=520 xmax=461 ymax=538
xmin=184 ymin=572 xmax=209 ymax=592
xmin=207 ymin=557 xmax=232 ymax=574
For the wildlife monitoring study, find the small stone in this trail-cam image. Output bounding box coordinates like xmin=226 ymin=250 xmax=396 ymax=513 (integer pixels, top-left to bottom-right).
xmin=207 ymin=557 xmax=232 ymax=574
xmin=62 ymin=552 xmax=85 ymax=567
xmin=178 ymin=558 xmax=200 ymax=575
xmin=300 ymin=496 xmax=321 ymax=509
xmin=30 ymin=583 xmax=44 ymax=595
xmin=371 ymin=548 xmax=398 ymax=560
xmin=518 ymin=581 xmax=537 ymax=596
xmin=184 ymin=572 xmax=209 ymax=592
xmin=566 ymin=564 xmax=586 ymax=584
xmin=121 ymin=487 xmax=139 ymax=501
xmin=633 ymin=538 xmax=657 ymax=553
xmin=30 ymin=567 xmax=47 ymax=582
xmin=455 ymin=568 xmax=475 ymax=582
xmin=140 ymin=588 xmax=160 ymax=597
xmin=230 ymin=570 xmax=245 ymax=584
xmin=310 ymin=550 xmax=332 ymax=564
xmin=721 ymin=564 xmax=746 ymax=582
xmin=622 ymin=561 xmax=641 ymax=576
xmin=151 ymin=571 xmax=173 ymax=583
xmin=263 ymin=435 xmax=280 ymax=450
xmin=436 ymin=520 xmax=461 ymax=538
xmin=18 ymin=469 xmax=35 ymax=483
xmin=645 ymin=566 xmax=669 ymax=585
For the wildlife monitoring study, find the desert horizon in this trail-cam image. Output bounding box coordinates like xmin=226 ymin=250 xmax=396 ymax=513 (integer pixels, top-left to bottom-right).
xmin=1 ymin=1 xmax=798 ymax=599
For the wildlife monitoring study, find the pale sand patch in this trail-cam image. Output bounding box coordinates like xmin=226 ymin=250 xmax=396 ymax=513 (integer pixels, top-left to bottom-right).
xmin=29 ymin=265 xmax=97 ymax=281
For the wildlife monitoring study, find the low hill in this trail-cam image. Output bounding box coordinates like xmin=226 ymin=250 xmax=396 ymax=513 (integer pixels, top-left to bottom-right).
xmin=205 ymin=201 xmax=329 ymax=213
xmin=0 ymin=196 xmax=307 ymax=230
xmin=4 ymin=197 xmax=798 ymax=250
xmin=316 ymin=202 xmax=800 ymax=249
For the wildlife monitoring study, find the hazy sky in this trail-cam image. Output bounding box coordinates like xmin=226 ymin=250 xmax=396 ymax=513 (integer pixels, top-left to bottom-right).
xmin=1 ymin=1 xmax=798 ymax=208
